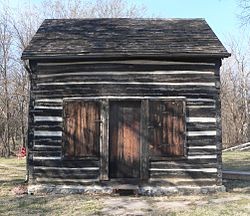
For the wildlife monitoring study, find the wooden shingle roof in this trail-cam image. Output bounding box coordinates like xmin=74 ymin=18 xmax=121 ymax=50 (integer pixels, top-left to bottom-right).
xmin=22 ymin=18 xmax=230 ymax=59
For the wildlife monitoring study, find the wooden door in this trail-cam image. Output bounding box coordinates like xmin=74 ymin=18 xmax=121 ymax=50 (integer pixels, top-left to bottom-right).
xmin=63 ymin=101 xmax=100 ymax=158
xmin=149 ymin=100 xmax=185 ymax=157
xmin=109 ymin=101 xmax=141 ymax=178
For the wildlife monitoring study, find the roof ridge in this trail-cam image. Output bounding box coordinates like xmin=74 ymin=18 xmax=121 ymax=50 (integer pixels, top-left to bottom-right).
xmin=44 ymin=18 xmax=206 ymax=21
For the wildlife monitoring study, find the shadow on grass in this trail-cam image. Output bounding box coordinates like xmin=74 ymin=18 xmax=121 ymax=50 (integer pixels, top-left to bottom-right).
xmin=1 ymin=194 xmax=103 ymax=216
xmin=0 ymin=195 xmax=55 ymax=216
xmin=223 ymin=179 xmax=250 ymax=193
xmin=0 ymin=179 xmax=25 ymax=186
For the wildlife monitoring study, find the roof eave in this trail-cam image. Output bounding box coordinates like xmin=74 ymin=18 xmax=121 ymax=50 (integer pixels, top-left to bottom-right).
xmin=21 ymin=52 xmax=231 ymax=60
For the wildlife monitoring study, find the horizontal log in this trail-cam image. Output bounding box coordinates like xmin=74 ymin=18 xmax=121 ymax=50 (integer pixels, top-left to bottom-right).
xmin=32 ymin=89 xmax=218 ymax=99
xmin=187 ymin=131 xmax=216 ymax=136
xmin=35 ymin=177 xmax=99 ymax=184
xmin=32 ymin=159 xmax=100 ymax=168
xmin=33 ymin=116 xmax=62 ymax=122
xmin=150 ymin=170 xmax=218 ymax=179
xmin=186 ymin=107 xmax=216 ymax=117
xmin=34 ymin=101 xmax=63 ymax=107
xmin=187 ymin=105 xmax=215 ymax=109
xmin=187 ymin=136 xmax=216 ymax=146
xmin=186 ymin=117 xmax=216 ymax=123
xmin=35 ymin=99 xmax=63 ymax=103
xmin=150 ymin=161 xmax=217 ymax=169
xmin=37 ymin=71 xmax=215 ymax=79
xmin=31 ymin=109 xmax=62 ymax=116
xmin=33 ymin=135 xmax=62 ymax=140
xmin=32 ymin=150 xmax=61 ymax=157
xmin=150 ymin=168 xmax=217 ymax=172
xmin=187 ymin=145 xmax=217 ymax=150
xmin=34 ymin=166 xmax=99 ymax=171
xmin=34 ymin=105 xmax=63 ymax=110
xmin=33 ymin=125 xmax=62 ymax=131
xmin=187 ymin=155 xmax=217 ymax=159
xmin=37 ymin=60 xmax=216 ymax=67
xmin=34 ymin=173 xmax=98 ymax=179
xmin=187 ymin=149 xmax=217 ymax=155
xmin=186 ymin=99 xmax=215 ymax=106
xmin=35 ymin=96 xmax=215 ymax=103
xmin=33 ymin=145 xmax=61 ymax=151
xmin=35 ymin=73 xmax=216 ymax=84
xmin=34 ymin=83 xmax=217 ymax=92
xmin=34 ymin=139 xmax=62 ymax=146
xmin=32 ymin=122 xmax=63 ymax=128
xmin=37 ymin=63 xmax=215 ymax=75
xmin=33 ymin=156 xmax=61 ymax=160
xmin=34 ymin=167 xmax=99 ymax=179
xmin=34 ymin=131 xmax=62 ymax=137
xmin=187 ymin=122 xmax=216 ymax=131
xmin=150 ymin=157 xmax=217 ymax=164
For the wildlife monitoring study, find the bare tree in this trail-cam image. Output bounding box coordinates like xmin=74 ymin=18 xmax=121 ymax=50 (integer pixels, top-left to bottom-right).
xmin=0 ymin=0 xmax=146 ymax=157
xmin=40 ymin=0 xmax=145 ymax=18
xmin=0 ymin=3 xmax=13 ymax=156
xmin=90 ymin=0 xmax=146 ymax=18
xmin=221 ymin=37 xmax=250 ymax=148
xmin=238 ymin=0 xmax=250 ymax=25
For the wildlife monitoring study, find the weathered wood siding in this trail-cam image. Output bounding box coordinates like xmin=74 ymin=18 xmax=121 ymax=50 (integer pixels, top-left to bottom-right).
xmin=28 ymin=59 xmax=221 ymax=186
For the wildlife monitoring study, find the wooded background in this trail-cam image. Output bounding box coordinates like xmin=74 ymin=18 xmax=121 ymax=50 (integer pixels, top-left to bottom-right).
xmin=0 ymin=0 xmax=249 ymax=157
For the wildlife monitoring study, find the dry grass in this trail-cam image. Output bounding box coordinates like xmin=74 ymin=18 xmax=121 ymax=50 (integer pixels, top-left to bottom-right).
xmin=222 ymin=151 xmax=250 ymax=171
xmin=0 ymin=158 xmax=102 ymax=215
xmin=0 ymin=158 xmax=26 ymax=196
xmin=0 ymin=157 xmax=249 ymax=215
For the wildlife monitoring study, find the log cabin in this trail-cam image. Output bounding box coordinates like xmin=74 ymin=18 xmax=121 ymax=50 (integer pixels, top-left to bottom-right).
xmin=22 ymin=18 xmax=230 ymax=194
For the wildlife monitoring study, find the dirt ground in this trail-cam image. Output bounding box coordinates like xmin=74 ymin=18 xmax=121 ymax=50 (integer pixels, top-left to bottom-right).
xmin=2 ymin=188 xmax=249 ymax=216
xmin=98 ymin=193 xmax=250 ymax=215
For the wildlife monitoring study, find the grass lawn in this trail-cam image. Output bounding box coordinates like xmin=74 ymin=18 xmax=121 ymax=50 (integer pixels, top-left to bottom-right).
xmin=0 ymin=157 xmax=249 ymax=216
xmin=222 ymin=151 xmax=250 ymax=171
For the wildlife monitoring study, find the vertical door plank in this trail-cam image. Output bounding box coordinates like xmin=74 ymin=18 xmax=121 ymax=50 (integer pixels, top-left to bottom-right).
xmin=167 ymin=102 xmax=173 ymax=155
xmin=168 ymin=101 xmax=185 ymax=156
xmin=75 ymin=101 xmax=82 ymax=156
xmin=149 ymin=101 xmax=161 ymax=156
xmin=100 ymin=100 xmax=109 ymax=180
xmin=140 ymin=100 xmax=149 ymax=180
xmin=109 ymin=103 xmax=118 ymax=178
xmin=64 ymin=102 xmax=77 ymax=158
xmin=109 ymin=101 xmax=140 ymax=178
xmin=82 ymin=101 xmax=100 ymax=157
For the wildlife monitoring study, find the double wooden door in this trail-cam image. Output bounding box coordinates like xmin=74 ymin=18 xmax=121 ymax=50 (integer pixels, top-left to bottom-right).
xmin=109 ymin=101 xmax=141 ymax=179
xmin=63 ymin=99 xmax=185 ymax=180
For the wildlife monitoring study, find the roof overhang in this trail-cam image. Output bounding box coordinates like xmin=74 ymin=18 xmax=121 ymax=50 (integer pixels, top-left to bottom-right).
xmin=21 ymin=52 xmax=231 ymax=60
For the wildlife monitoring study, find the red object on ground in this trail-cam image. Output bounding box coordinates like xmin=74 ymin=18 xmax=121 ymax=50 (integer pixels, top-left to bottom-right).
xmin=21 ymin=147 xmax=26 ymax=157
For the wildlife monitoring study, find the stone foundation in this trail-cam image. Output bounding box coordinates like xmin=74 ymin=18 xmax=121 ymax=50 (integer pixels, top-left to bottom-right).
xmin=28 ymin=184 xmax=226 ymax=196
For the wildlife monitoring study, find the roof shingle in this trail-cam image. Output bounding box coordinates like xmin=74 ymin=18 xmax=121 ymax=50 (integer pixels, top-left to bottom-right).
xmin=22 ymin=18 xmax=230 ymax=59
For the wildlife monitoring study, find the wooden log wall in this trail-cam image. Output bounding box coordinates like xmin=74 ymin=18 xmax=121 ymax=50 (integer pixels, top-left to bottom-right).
xmin=28 ymin=59 xmax=222 ymax=186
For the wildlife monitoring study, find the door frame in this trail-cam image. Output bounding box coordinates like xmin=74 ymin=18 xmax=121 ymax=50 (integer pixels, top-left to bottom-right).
xmin=99 ymin=98 xmax=149 ymax=181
